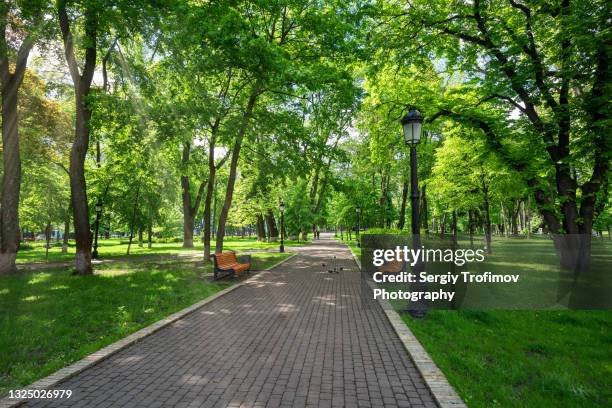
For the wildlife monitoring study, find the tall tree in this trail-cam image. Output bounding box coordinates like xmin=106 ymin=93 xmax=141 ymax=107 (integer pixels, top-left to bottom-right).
xmin=57 ymin=0 xmax=98 ymax=274
xmin=57 ymin=0 xmax=161 ymax=274
xmin=0 ymin=1 xmax=48 ymax=274
xmin=376 ymin=0 xmax=611 ymax=269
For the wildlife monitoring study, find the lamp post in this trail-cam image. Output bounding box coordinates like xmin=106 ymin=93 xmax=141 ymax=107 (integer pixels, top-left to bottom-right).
xmin=92 ymin=201 xmax=103 ymax=259
xmin=356 ymin=204 xmax=361 ymax=247
xmin=279 ymin=201 xmax=285 ymax=253
xmin=401 ymin=108 xmax=425 ymax=317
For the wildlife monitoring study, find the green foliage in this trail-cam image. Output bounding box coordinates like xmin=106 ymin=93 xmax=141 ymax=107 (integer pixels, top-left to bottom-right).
xmin=283 ymin=179 xmax=313 ymax=237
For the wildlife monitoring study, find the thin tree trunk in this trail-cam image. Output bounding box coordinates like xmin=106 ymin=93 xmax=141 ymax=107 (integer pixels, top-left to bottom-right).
xmin=451 ymin=210 xmax=458 ymax=245
xmin=526 ymin=198 xmax=532 ymax=238
xmin=138 ymin=229 xmax=143 ymax=247
xmin=468 ymin=209 xmax=474 ymax=249
xmin=215 ymin=88 xmax=259 ymax=253
xmin=398 ymin=174 xmax=409 ymax=230
xmin=62 ymin=211 xmax=70 ymax=253
xmin=203 ymin=165 xmax=215 ymax=259
xmin=480 ymin=168 xmax=492 ymax=253
xmin=45 ymin=223 xmax=51 ymax=260
xmin=181 ymin=144 xmax=194 ymax=248
xmin=421 ymin=184 xmax=429 ymax=235
xmin=147 ymin=223 xmax=152 ymax=248
xmin=440 ymin=212 xmax=447 ymax=240
xmin=126 ymin=186 xmax=140 ymax=255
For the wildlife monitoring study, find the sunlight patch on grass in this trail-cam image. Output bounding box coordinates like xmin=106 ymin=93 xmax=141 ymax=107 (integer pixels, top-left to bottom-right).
xmin=98 ymin=268 xmax=137 ymax=277
xmin=27 ymin=274 xmax=51 ymax=285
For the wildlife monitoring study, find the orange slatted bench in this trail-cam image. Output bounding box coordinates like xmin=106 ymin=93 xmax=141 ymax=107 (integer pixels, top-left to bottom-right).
xmin=211 ymin=251 xmax=251 ymax=280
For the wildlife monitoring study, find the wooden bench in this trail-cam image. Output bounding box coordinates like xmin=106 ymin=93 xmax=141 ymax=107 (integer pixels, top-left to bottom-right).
xmin=211 ymin=251 xmax=251 ymax=280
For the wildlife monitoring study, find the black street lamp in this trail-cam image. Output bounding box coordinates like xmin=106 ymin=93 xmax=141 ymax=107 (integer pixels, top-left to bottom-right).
xmin=356 ymin=204 xmax=361 ymax=247
xmin=279 ymin=201 xmax=285 ymax=253
xmin=401 ymin=108 xmax=425 ymax=317
xmin=92 ymin=201 xmax=103 ymax=259
xmin=401 ymin=109 xmax=423 ymax=237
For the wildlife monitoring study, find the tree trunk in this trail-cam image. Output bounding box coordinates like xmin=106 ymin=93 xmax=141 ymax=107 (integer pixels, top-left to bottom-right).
xmin=468 ymin=209 xmax=474 ymax=249
xmin=256 ymin=214 xmax=266 ymax=241
xmin=398 ymin=174 xmax=409 ymax=230
xmin=511 ymin=201 xmax=520 ymax=235
xmin=45 ymin=223 xmax=51 ymax=260
xmin=181 ymin=144 xmax=194 ymax=248
xmin=480 ymin=168 xmax=492 ymax=253
xmin=180 ymin=143 xmax=207 ymax=248
xmin=215 ymin=88 xmax=259 ymax=253
xmin=525 ymin=198 xmax=532 ymax=238
xmin=70 ymin=89 xmax=94 ymax=274
xmin=126 ymin=187 xmax=140 ymax=255
xmin=58 ymin=5 xmax=97 ymax=275
xmin=421 ymin=184 xmax=429 ymax=235
xmin=182 ymin=208 xmax=195 ymax=248
xmin=138 ymin=229 xmax=143 ymax=247
xmin=147 ymin=223 xmax=152 ymax=249
xmin=0 ymin=22 xmax=33 ymax=275
xmin=62 ymin=212 xmax=70 ymax=253
xmin=203 ymin=172 xmax=215 ymax=259
xmin=440 ymin=212 xmax=447 ymax=239
xmin=266 ymin=210 xmax=278 ymax=242
xmin=0 ymin=83 xmax=21 ymax=274
xmin=451 ymin=210 xmax=458 ymax=245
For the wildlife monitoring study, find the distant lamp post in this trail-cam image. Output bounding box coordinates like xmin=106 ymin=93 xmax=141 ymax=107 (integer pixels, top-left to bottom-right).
xmin=355 ymin=204 xmax=361 ymax=248
xmin=401 ymin=108 xmax=425 ymax=318
xmin=279 ymin=201 xmax=285 ymax=253
xmin=92 ymin=201 xmax=103 ymax=259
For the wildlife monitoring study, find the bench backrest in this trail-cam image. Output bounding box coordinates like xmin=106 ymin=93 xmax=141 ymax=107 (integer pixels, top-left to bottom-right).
xmin=212 ymin=251 xmax=238 ymax=270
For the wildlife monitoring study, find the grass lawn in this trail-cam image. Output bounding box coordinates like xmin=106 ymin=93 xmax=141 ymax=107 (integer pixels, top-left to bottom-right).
xmin=17 ymin=237 xmax=307 ymax=264
xmin=339 ymin=233 xmax=612 ymax=407
xmin=0 ymin=252 xmax=291 ymax=395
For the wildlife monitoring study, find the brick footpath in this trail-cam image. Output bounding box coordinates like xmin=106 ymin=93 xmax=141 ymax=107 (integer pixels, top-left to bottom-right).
xmin=24 ymin=237 xmax=437 ymax=408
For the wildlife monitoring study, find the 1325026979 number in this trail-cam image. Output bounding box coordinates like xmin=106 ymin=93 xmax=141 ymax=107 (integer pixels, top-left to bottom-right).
xmin=9 ymin=389 xmax=72 ymax=399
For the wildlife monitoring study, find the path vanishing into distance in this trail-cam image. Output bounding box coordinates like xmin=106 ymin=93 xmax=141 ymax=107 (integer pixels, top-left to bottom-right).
xmin=24 ymin=234 xmax=437 ymax=408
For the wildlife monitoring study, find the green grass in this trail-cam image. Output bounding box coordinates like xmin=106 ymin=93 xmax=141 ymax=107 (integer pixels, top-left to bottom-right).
xmin=0 ymin=252 xmax=291 ymax=395
xmin=17 ymin=237 xmax=307 ymax=264
xmin=404 ymin=311 xmax=612 ymax=407
xmin=338 ymin=233 xmax=612 ymax=407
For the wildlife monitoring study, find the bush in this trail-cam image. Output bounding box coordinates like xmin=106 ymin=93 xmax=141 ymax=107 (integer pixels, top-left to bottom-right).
xmin=363 ymin=228 xmax=406 ymax=235
xmin=152 ymin=237 xmax=183 ymax=244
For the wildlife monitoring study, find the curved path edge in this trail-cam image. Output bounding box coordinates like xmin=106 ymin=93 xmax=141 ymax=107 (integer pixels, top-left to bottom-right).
xmin=348 ymin=245 xmax=467 ymax=408
xmin=0 ymin=254 xmax=298 ymax=408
